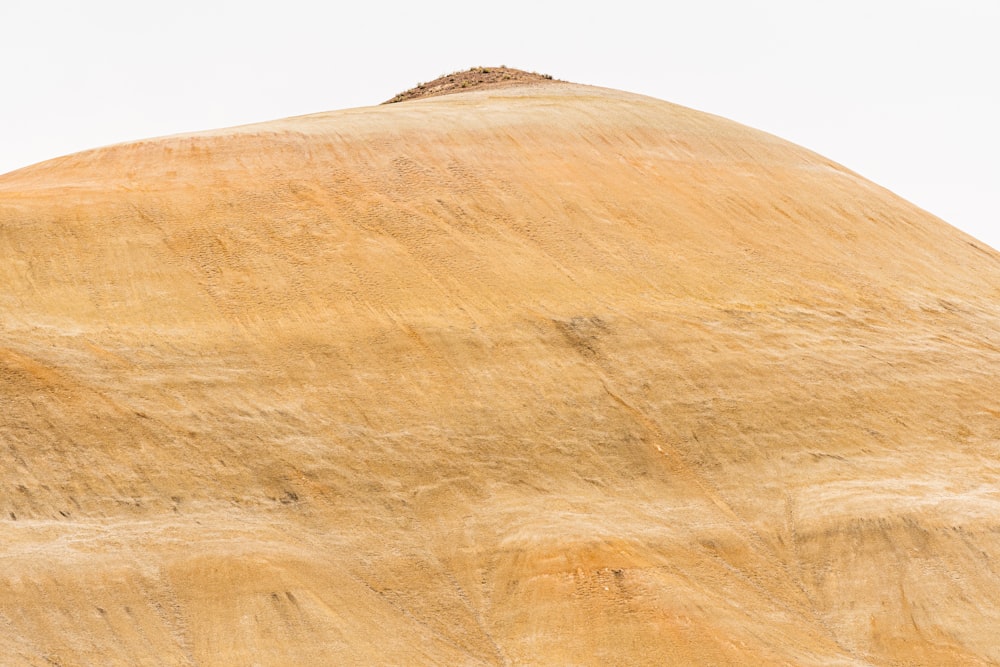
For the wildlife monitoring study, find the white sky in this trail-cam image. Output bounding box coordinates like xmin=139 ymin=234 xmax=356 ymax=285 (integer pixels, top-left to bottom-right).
xmin=2 ymin=1 xmax=997 ymax=250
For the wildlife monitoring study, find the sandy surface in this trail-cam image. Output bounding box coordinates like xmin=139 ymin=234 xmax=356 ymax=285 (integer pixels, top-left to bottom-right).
xmin=2 ymin=83 xmax=1000 ymax=665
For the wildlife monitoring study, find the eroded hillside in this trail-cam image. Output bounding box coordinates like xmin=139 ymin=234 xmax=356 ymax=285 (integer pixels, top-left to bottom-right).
xmin=2 ymin=82 xmax=1000 ymax=665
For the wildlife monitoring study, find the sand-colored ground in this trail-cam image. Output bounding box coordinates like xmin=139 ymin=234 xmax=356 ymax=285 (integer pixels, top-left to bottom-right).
xmin=2 ymin=82 xmax=1000 ymax=665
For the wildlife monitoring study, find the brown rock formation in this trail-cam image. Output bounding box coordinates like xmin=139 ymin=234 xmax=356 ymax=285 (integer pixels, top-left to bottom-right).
xmin=383 ymin=66 xmax=558 ymax=104
xmin=2 ymin=81 xmax=1000 ymax=665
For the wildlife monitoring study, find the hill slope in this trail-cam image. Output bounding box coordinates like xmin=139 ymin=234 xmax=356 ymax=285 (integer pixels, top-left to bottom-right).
xmin=2 ymin=83 xmax=1000 ymax=665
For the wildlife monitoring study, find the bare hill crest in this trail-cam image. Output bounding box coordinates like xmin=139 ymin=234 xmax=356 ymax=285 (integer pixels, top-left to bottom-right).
xmin=383 ymin=66 xmax=558 ymax=104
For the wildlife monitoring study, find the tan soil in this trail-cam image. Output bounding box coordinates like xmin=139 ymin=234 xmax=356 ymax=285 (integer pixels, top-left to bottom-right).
xmin=382 ymin=66 xmax=560 ymax=104
xmin=2 ymin=82 xmax=1000 ymax=665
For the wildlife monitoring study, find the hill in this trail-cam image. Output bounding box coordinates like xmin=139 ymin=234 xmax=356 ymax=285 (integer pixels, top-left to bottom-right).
xmin=2 ymin=80 xmax=1000 ymax=665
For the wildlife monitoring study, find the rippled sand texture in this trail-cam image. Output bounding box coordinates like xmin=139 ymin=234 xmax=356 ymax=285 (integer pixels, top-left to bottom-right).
xmin=2 ymin=84 xmax=1000 ymax=665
